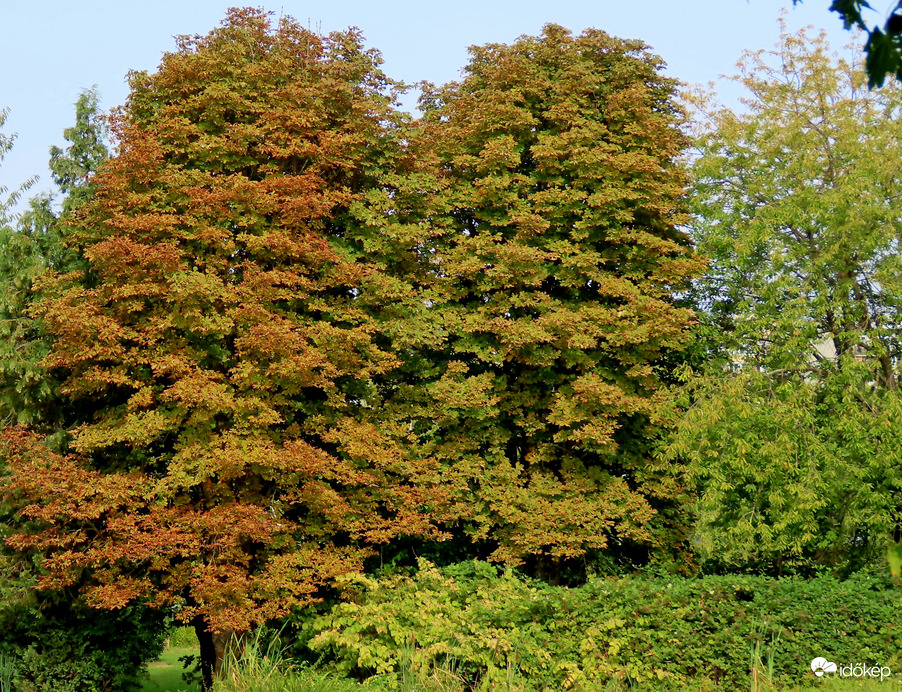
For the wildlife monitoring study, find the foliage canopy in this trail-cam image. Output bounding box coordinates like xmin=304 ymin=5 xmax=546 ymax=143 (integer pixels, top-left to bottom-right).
xmin=1 ymin=7 xmax=702 ymax=682
xmin=804 ymin=0 xmax=902 ymax=87
xmin=1 ymin=12 xmax=443 ymax=675
xmin=663 ymin=24 xmax=902 ymax=572
xmin=410 ymin=24 xmax=703 ymax=572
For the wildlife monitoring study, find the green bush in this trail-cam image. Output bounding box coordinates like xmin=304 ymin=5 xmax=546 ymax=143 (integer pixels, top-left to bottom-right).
xmin=0 ymin=592 xmax=167 ymax=692
xmin=564 ymin=570 xmax=901 ymax=689
xmin=302 ymin=560 xmax=902 ymax=691
xmin=169 ymin=626 xmax=200 ymax=649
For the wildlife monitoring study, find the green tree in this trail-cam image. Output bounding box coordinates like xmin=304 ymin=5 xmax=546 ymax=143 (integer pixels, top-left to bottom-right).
xmin=0 ymin=108 xmax=37 ymax=225
xmin=0 ymin=88 xmax=107 ymax=433
xmin=662 ymin=25 xmax=902 ymax=573
xmin=48 ymin=87 xmax=108 ymax=215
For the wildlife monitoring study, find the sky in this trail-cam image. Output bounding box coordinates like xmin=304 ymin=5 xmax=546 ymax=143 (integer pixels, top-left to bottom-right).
xmin=0 ymin=0 xmax=886 ymax=209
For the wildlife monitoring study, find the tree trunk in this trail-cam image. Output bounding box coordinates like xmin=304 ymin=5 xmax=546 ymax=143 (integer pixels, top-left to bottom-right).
xmin=879 ymin=354 xmax=897 ymax=390
xmin=192 ymin=616 xmax=243 ymax=691
xmin=193 ymin=616 xmax=216 ymax=692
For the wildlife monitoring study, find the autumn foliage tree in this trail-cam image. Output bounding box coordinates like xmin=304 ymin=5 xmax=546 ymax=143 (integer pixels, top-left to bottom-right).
xmin=409 ymin=26 xmax=704 ymax=575
xmin=0 ymin=9 xmax=704 ymax=686
xmin=0 ymin=10 xmax=442 ymax=686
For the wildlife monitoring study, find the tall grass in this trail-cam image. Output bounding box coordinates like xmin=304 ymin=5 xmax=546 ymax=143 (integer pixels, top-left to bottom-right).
xmin=213 ymin=630 xmax=357 ymax=692
xmin=0 ymin=654 xmax=15 ymax=692
xmin=749 ymin=621 xmax=781 ymax=692
xmin=213 ymin=629 xmax=505 ymax=692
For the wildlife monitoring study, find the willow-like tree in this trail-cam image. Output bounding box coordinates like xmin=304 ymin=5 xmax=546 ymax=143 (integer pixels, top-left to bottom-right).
xmin=662 ymin=25 xmax=902 ymax=573
xmin=0 ymin=10 xmax=441 ymax=687
xmin=411 ymin=25 xmax=704 ymax=576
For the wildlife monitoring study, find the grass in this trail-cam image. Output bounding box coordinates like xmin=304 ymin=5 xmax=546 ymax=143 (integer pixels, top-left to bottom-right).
xmin=0 ymin=654 xmax=13 ymax=692
xmin=214 ymin=630 xmax=359 ymax=692
xmin=142 ymin=646 xmax=200 ymax=692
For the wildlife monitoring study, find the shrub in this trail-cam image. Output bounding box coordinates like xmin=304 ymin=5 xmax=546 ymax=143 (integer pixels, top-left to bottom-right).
xmin=0 ymin=592 xmax=167 ymax=692
xmin=169 ymin=626 xmax=200 ymax=649
xmin=302 ymin=560 xmax=902 ymax=691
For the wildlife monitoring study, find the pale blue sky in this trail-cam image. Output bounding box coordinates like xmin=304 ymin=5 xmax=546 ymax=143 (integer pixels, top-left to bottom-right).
xmin=0 ymin=1 xmax=886 ymax=208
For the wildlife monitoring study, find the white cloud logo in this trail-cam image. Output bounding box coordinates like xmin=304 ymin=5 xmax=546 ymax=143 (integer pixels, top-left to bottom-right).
xmin=811 ymin=657 xmax=837 ymax=677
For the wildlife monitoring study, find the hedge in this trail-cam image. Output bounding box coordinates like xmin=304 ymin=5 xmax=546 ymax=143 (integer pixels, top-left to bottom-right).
xmin=301 ymin=560 xmax=902 ymax=690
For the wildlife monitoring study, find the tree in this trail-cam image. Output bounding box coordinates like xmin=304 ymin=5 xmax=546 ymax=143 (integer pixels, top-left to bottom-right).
xmin=0 ymin=10 xmax=442 ymax=688
xmin=47 ymin=86 xmax=109 ymax=216
xmin=408 ymin=25 xmax=704 ymax=577
xmin=0 ymin=108 xmax=41 ymax=428
xmin=1 ymin=18 xmax=708 ymax=685
xmin=662 ymin=25 xmax=902 ymax=573
xmin=0 ymin=108 xmax=38 ymax=227
xmin=0 ymin=88 xmax=107 ymax=435
xmin=0 ymin=98 xmax=171 ymax=692
xmin=801 ymin=0 xmax=902 ymax=87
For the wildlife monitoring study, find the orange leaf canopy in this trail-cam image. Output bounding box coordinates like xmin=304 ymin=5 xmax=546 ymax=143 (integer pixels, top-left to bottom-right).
xmin=3 ymin=8 xmax=442 ymax=632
